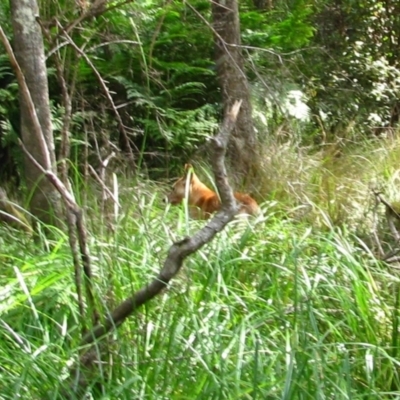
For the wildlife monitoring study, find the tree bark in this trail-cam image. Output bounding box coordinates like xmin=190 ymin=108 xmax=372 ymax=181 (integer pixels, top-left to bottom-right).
xmin=212 ymin=0 xmax=258 ymax=184
xmin=10 ymin=0 xmax=61 ymax=224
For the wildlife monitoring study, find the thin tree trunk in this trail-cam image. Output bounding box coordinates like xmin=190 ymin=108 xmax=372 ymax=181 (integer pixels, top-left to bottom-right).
xmin=212 ymin=0 xmax=258 ymax=184
xmin=10 ymin=0 xmax=61 ymax=224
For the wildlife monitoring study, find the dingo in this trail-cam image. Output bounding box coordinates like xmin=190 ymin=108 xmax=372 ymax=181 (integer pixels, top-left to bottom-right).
xmin=166 ymin=164 xmax=260 ymax=219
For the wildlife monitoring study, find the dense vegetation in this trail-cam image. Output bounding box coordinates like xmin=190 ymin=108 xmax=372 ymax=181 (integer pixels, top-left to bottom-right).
xmin=1 ymin=0 xmax=400 ymax=398
xmin=1 ymin=0 xmax=400 ymax=177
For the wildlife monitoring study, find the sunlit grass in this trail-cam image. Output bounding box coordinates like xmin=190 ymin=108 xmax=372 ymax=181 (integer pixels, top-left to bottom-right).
xmin=257 ymin=136 xmax=400 ymax=231
xmin=1 ymin=138 xmax=400 ymax=398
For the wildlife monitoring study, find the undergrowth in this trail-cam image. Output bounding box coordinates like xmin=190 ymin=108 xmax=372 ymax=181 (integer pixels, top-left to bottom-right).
xmin=254 ymin=136 xmax=400 ymax=230
xmin=1 ymin=137 xmax=400 ymax=399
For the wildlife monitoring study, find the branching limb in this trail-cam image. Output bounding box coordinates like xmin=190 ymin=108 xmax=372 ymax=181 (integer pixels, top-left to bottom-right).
xmin=66 ymin=100 xmax=242 ymax=397
xmin=1 ymin=23 xmax=97 ymax=325
xmin=81 ymin=100 xmax=242 ymax=345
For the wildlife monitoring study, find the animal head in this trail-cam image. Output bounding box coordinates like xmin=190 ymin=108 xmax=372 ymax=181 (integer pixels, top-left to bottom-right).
xmin=166 ymin=164 xmax=194 ymax=205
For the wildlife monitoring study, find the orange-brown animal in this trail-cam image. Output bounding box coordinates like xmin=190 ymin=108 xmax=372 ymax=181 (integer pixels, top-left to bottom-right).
xmin=166 ymin=164 xmax=260 ymax=219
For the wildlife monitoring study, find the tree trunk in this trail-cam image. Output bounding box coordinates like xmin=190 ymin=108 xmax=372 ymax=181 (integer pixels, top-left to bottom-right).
xmin=212 ymin=0 xmax=258 ymax=184
xmin=10 ymin=0 xmax=61 ymax=225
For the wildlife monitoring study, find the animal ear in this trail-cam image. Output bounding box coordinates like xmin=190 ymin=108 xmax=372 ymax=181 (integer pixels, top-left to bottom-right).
xmin=184 ymin=163 xmax=193 ymax=171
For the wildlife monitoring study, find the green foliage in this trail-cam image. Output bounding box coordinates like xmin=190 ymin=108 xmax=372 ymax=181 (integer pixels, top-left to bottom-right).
xmin=298 ymin=0 xmax=400 ymax=134
xmin=4 ymin=0 xmax=400 ymax=175
xmin=240 ymin=0 xmax=315 ymax=50
xmin=0 ymin=0 xmax=10 ymax=28
xmin=0 ymin=54 xmax=22 ymax=182
xmin=36 ymin=0 xmax=221 ymax=171
xmin=0 ymin=54 xmax=17 ymax=120
xmin=139 ymin=104 xmax=218 ymax=149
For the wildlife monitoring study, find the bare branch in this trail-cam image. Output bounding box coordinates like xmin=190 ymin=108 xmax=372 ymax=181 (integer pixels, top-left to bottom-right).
xmin=46 ymin=40 xmax=69 ymax=59
xmin=1 ymin=21 xmax=95 ymax=328
xmin=65 ymin=210 xmax=86 ymax=331
xmin=210 ymin=100 xmax=242 ymax=210
xmin=38 ymin=17 xmax=75 ymax=173
xmin=81 ymin=100 xmax=242 ymax=345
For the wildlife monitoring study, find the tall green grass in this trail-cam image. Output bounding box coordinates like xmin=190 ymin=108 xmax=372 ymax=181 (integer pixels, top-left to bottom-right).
xmin=1 ymin=138 xmax=400 ymax=399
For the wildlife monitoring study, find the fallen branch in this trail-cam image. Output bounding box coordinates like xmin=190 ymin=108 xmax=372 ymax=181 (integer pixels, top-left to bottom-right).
xmin=81 ymin=99 xmax=242 ymax=344
xmin=36 ymin=20 xmax=92 ymax=328
xmin=66 ymin=101 xmax=242 ymax=396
